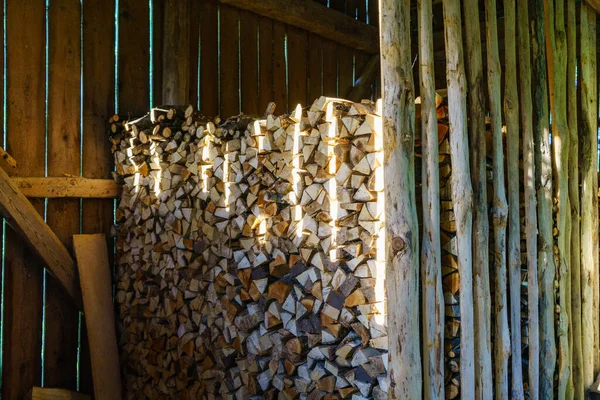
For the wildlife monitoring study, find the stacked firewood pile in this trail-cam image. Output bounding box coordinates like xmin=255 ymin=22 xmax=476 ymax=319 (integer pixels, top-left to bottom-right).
xmin=109 ymin=95 xmax=457 ymax=399
xmin=110 ymin=97 xmax=392 ymax=399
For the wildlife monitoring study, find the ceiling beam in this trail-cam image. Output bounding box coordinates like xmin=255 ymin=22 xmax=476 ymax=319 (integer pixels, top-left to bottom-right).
xmin=219 ymin=0 xmax=379 ymax=53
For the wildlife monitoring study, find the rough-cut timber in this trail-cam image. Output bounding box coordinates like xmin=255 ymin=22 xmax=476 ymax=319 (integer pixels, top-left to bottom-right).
xmin=517 ymin=0 xmax=539 ymax=398
xmin=580 ymin=2 xmax=597 ymax=390
xmin=219 ymin=0 xmax=379 ymax=54
xmin=461 ymin=0 xmax=492 ymax=397
xmin=380 ymin=0 xmax=422 ymax=397
xmin=418 ymin=0 xmax=444 ymax=398
xmin=584 ymin=0 xmax=600 ymax=13
xmin=545 ymin=0 xmax=571 ymax=397
xmin=74 ymin=234 xmax=122 ymax=400
xmin=442 ymin=0 xmax=475 ymax=397
xmin=12 ymin=177 xmax=120 ymax=198
xmin=567 ymin=0 xmax=583 ymax=397
xmin=484 ymin=0 xmax=511 ymax=397
xmin=504 ymin=0 xmax=524 ymax=398
xmin=0 ymin=165 xmax=82 ymax=308
xmin=0 ymin=146 xmax=16 ymax=170
xmin=531 ymin=0 xmax=557 ymax=395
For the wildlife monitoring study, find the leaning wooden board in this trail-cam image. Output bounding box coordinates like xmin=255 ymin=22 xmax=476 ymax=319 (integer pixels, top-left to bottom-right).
xmin=74 ymin=234 xmax=122 ymax=400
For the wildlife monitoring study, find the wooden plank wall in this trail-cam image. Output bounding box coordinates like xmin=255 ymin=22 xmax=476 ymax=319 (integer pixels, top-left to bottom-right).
xmin=0 ymin=0 xmax=377 ymax=398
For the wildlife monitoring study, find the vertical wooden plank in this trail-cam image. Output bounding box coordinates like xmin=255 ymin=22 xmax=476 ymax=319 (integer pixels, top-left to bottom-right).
xmin=329 ymin=0 xmax=346 ymax=12
xmin=2 ymin=0 xmax=45 ymax=398
xmin=273 ymin=21 xmax=287 ymax=112
xmin=240 ymin=10 xmax=259 ymax=115
xmin=200 ymin=0 xmax=218 ymax=116
xmin=162 ymin=0 xmax=190 ymax=105
xmin=189 ymin=0 xmax=200 ymax=107
xmin=119 ymin=0 xmax=150 ymax=115
xmin=368 ymin=0 xmax=379 ymax=26
xmin=307 ymin=34 xmax=323 ymax=102
xmin=286 ymin=26 xmax=307 ymax=109
xmin=258 ymin=16 xmax=273 ymax=113
xmin=219 ymin=4 xmax=240 ymax=116
xmin=338 ymin=45 xmax=354 ymax=98
xmin=322 ymin=39 xmax=338 ymax=97
xmin=152 ymin=0 xmax=165 ymax=106
xmin=80 ymin=0 xmax=116 ymax=393
xmin=44 ymin=0 xmax=81 ymax=389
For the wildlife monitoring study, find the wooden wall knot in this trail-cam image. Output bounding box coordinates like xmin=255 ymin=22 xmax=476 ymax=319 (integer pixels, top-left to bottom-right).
xmin=391 ymin=236 xmax=405 ymax=254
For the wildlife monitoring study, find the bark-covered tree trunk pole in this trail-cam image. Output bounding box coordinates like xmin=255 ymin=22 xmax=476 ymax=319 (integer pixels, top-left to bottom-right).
xmin=580 ymin=2 xmax=597 ymax=390
xmin=418 ymin=0 xmax=444 ymax=397
xmin=484 ymin=0 xmax=510 ymax=397
xmin=531 ymin=0 xmax=557 ymax=395
xmin=567 ymin=0 xmax=583 ymax=396
xmin=442 ymin=0 xmax=475 ymax=397
xmin=517 ymin=0 xmax=539 ymax=398
xmin=544 ymin=0 xmax=571 ymax=397
xmin=379 ymin=0 xmax=422 ymax=397
xmin=504 ymin=0 xmax=524 ymax=397
xmin=462 ymin=0 xmax=492 ymax=396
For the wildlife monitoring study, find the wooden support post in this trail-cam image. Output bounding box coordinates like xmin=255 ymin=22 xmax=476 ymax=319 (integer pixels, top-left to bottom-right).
xmin=580 ymin=1 xmax=597 ymax=390
xmin=418 ymin=0 xmax=444 ymax=398
xmin=74 ymin=234 xmax=122 ymax=400
xmin=567 ymin=0 xmax=583 ymax=397
xmin=504 ymin=0 xmax=524 ymax=398
xmin=545 ymin=0 xmax=571 ymax=396
xmin=442 ymin=0 xmax=475 ymax=397
xmin=380 ymin=0 xmax=422 ymax=397
xmin=461 ymin=0 xmax=492 ymax=396
xmin=484 ymin=0 xmax=510 ymax=396
xmin=531 ymin=0 xmax=557 ymax=395
xmin=517 ymin=0 xmax=539 ymax=398
xmin=219 ymin=0 xmax=379 ymax=54
xmin=0 ymin=165 xmax=82 ymax=308
xmin=162 ymin=0 xmax=190 ymax=105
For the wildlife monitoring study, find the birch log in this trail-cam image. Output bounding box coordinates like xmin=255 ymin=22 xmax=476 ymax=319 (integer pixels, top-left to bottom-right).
xmin=531 ymin=0 xmax=557 ymax=395
xmin=580 ymin=2 xmax=597 ymax=389
xmin=567 ymin=0 xmax=583 ymax=396
xmin=462 ymin=0 xmax=492 ymax=396
xmin=442 ymin=0 xmax=475 ymax=397
xmin=517 ymin=0 xmax=539 ymax=398
xmin=545 ymin=0 xmax=571 ymax=397
xmin=484 ymin=0 xmax=510 ymax=396
xmin=418 ymin=0 xmax=444 ymax=398
xmin=504 ymin=0 xmax=524 ymax=397
xmin=380 ymin=0 xmax=422 ymax=397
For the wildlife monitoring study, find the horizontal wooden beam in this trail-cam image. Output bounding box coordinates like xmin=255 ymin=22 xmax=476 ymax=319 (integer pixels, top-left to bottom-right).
xmin=0 ymin=166 xmax=83 ymax=308
xmin=219 ymin=0 xmax=379 ymax=54
xmin=12 ymin=177 xmax=120 ymax=198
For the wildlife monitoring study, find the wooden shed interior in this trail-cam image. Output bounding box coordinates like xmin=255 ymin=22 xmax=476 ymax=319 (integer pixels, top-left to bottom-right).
xmin=0 ymin=0 xmax=598 ymax=399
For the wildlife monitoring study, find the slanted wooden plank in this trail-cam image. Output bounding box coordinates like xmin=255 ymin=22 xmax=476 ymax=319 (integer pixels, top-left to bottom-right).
xmin=219 ymin=0 xmax=378 ymax=53
xmin=45 ymin=0 xmax=82 ymax=388
xmin=584 ymin=0 xmax=600 ymax=14
xmin=12 ymin=178 xmax=120 ymax=198
xmin=2 ymin=0 xmax=45 ymax=398
xmin=0 ymin=166 xmax=82 ymax=308
xmin=347 ymin=55 xmax=378 ymax=102
xmin=74 ymin=234 xmax=122 ymax=400
xmin=29 ymin=387 xmax=90 ymax=400
xmin=0 ymin=146 xmax=16 ymax=170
